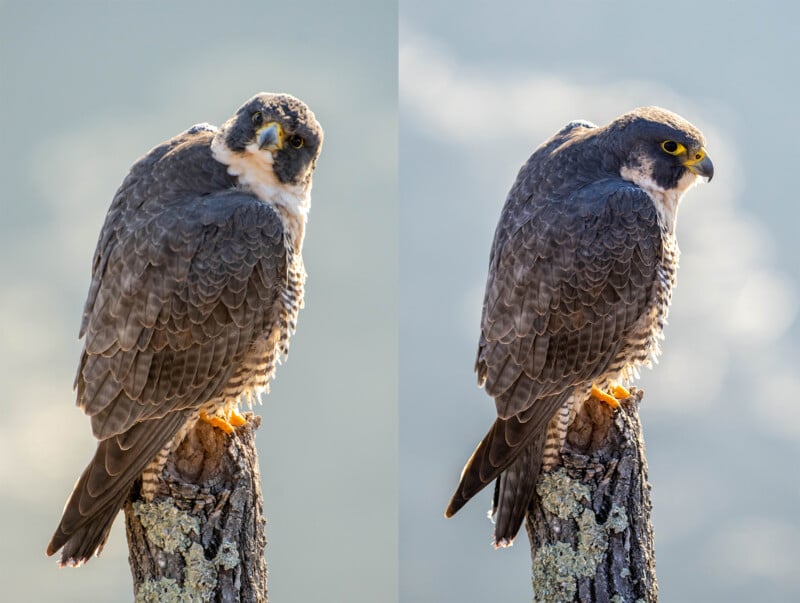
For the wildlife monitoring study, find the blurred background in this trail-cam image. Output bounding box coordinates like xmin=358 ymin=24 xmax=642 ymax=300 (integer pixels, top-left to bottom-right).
xmin=400 ymin=2 xmax=800 ymax=602
xmin=4 ymin=2 xmax=800 ymax=602
xmin=0 ymin=2 xmax=396 ymax=602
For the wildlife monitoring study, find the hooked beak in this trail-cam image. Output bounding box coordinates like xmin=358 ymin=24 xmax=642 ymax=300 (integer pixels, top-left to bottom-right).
xmin=257 ymin=122 xmax=284 ymax=151
xmin=683 ymin=147 xmax=714 ymax=181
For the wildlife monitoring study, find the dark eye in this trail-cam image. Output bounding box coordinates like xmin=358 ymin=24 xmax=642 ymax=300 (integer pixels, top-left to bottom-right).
xmin=660 ymin=140 xmax=685 ymax=155
xmin=289 ymin=135 xmax=304 ymax=149
xmin=251 ymin=111 xmax=264 ymax=127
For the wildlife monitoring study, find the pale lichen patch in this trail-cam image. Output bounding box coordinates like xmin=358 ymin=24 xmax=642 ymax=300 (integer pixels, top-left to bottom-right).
xmin=216 ymin=540 xmax=241 ymax=570
xmin=133 ymin=499 xmax=198 ymax=554
xmin=575 ymin=508 xmax=609 ymax=572
xmin=184 ymin=542 xmax=218 ymax=600
xmin=135 ymin=578 xmax=188 ymax=603
xmin=537 ymin=469 xmax=591 ymax=520
xmin=132 ymin=498 xmax=242 ymax=600
xmin=607 ymin=504 xmax=629 ymax=534
xmin=532 ymin=542 xmax=582 ymax=602
xmin=533 ymin=510 xmax=608 ymax=603
xmin=532 ymin=471 xmax=632 ymax=601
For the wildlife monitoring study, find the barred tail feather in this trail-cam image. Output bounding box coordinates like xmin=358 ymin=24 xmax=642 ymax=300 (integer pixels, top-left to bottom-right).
xmin=445 ymin=391 xmax=570 ymax=545
xmin=48 ymin=498 xmax=124 ymax=567
xmin=491 ymin=432 xmax=546 ymax=548
xmin=46 ymin=411 xmax=189 ymax=566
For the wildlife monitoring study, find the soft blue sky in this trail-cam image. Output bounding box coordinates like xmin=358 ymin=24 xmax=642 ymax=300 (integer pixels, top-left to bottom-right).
xmin=400 ymin=3 xmax=800 ymax=602
xmin=0 ymin=2 xmax=396 ymax=602
xmin=2 ymin=2 xmax=798 ymax=602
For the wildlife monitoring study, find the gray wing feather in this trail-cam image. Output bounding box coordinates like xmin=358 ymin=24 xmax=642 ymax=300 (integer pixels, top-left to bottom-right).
xmin=46 ymin=410 xmax=190 ymax=564
xmin=478 ymin=180 xmax=662 ymax=420
xmin=78 ymin=191 xmax=286 ymax=438
xmin=47 ymin=190 xmax=286 ymax=565
xmin=448 ymin=180 xmax=662 ymax=533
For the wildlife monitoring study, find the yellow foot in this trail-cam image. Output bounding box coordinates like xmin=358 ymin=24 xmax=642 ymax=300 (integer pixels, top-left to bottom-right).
xmin=199 ymin=410 xmax=235 ymax=434
xmin=611 ymin=383 xmax=630 ymax=399
xmin=227 ymin=407 xmax=247 ymax=427
xmin=590 ymin=382 xmax=630 ymax=409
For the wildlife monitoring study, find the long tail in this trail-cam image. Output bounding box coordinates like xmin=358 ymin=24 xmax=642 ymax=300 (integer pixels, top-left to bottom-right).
xmin=46 ymin=412 xmax=187 ymax=567
xmin=445 ymin=392 xmax=569 ymax=547
xmin=490 ymin=432 xmax=547 ymax=547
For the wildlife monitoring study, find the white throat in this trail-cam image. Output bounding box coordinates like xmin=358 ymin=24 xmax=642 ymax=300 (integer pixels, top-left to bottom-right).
xmin=620 ymin=158 xmax=698 ymax=233
xmin=211 ymin=134 xmax=311 ymax=250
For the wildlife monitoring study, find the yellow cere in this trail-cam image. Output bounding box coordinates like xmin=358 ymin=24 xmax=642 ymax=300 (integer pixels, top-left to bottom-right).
xmin=682 ymin=147 xmax=707 ymax=166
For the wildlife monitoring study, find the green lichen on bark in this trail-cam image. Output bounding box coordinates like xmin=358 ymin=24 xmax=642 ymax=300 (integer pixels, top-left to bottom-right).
xmin=216 ymin=539 xmax=242 ymax=570
xmin=607 ymin=504 xmax=629 ymax=534
xmin=135 ymin=578 xmax=186 ymax=603
xmin=532 ymin=542 xmax=583 ymax=601
xmin=532 ymin=470 xmax=631 ymax=602
xmin=538 ymin=469 xmax=591 ymax=520
xmin=127 ymin=417 xmax=265 ymax=602
xmin=574 ymin=508 xmax=609 ymax=573
xmin=529 ymin=392 xmax=655 ymax=602
xmin=184 ymin=542 xmax=220 ymax=600
xmin=132 ymin=499 xmax=198 ymax=554
xmin=132 ymin=498 xmax=242 ymax=601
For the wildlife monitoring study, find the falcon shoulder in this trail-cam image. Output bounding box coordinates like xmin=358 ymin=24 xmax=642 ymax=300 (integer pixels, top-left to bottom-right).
xmin=76 ymin=190 xmax=288 ymax=440
xmin=477 ymin=179 xmax=663 ymax=419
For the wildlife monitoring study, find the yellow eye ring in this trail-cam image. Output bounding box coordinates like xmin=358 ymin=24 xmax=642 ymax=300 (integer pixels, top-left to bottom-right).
xmin=660 ymin=140 xmax=686 ymax=156
xmin=251 ymin=111 xmax=264 ymax=127
xmin=289 ymin=135 xmax=304 ymax=149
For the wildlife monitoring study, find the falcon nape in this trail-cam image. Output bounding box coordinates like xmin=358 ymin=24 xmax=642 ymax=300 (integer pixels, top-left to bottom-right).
xmin=46 ymin=93 xmax=323 ymax=567
xmin=445 ymin=107 xmax=713 ymax=548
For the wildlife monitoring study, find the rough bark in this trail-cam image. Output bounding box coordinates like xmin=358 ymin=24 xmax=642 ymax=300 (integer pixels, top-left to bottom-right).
xmin=527 ymin=389 xmax=657 ymax=603
xmin=124 ymin=413 xmax=268 ymax=603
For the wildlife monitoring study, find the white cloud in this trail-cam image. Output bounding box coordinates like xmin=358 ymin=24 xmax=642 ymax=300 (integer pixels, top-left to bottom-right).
xmin=400 ymin=30 xmax=726 ymax=152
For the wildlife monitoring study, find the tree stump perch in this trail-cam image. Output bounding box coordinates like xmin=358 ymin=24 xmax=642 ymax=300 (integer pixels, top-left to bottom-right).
xmin=124 ymin=413 xmax=268 ymax=602
xmin=527 ymin=389 xmax=657 ymax=603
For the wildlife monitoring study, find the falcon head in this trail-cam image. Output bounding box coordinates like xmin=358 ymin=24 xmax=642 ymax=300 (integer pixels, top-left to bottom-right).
xmin=605 ymin=106 xmax=713 ymax=214
xmin=213 ymin=92 xmax=324 ymax=192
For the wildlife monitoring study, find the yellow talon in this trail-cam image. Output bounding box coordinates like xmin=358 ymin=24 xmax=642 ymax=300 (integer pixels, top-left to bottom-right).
xmin=199 ymin=410 xmax=235 ymax=434
xmin=227 ymin=407 xmax=247 ymax=427
xmin=611 ymin=383 xmax=630 ymax=399
xmin=591 ymin=384 xmax=621 ymax=409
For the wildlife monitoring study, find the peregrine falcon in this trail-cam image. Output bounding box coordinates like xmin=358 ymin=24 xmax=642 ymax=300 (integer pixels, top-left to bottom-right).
xmin=46 ymin=93 xmax=323 ymax=566
xmin=445 ymin=107 xmax=713 ymax=547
